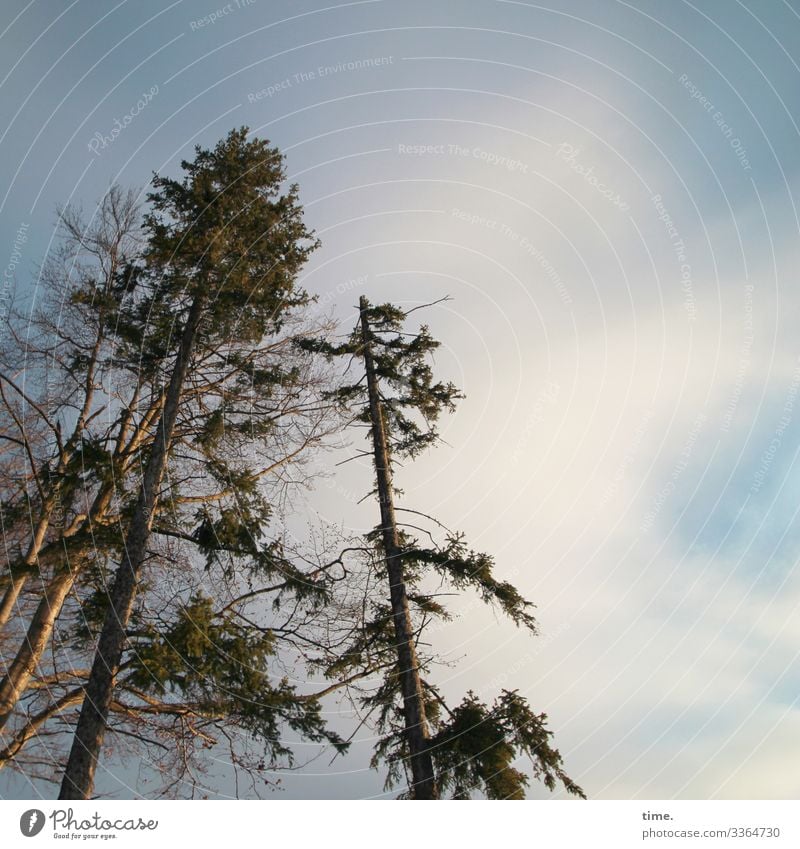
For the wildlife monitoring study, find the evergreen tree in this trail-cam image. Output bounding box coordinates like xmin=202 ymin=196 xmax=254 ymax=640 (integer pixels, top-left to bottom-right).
xmin=57 ymin=128 xmax=328 ymax=799
xmin=301 ymin=296 xmax=584 ymax=800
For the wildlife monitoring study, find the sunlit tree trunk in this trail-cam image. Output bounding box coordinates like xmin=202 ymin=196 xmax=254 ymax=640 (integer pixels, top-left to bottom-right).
xmin=0 ymin=574 xmax=27 ymax=632
xmin=0 ymin=509 xmax=56 ymax=632
xmin=0 ymin=570 xmax=76 ymax=731
xmin=0 ymin=472 xmax=130 ymax=733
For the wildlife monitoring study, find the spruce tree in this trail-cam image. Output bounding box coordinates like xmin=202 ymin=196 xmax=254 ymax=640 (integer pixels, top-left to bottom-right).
xmin=302 ymin=297 xmax=584 ymax=800
xmin=58 ymin=128 xmax=324 ymax=799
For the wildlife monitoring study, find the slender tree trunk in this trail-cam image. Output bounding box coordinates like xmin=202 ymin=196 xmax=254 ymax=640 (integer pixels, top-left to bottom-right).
xmin=0 ymin=687 xmax=84 ymax=765
xmin=0 ymin=514 xmax=65 ymax=725
xmin=0 ymin=480 xmax=120 ymax=730
xmin=59 ymin=294 xmax=205 ymax=800
xmin=1 ymin=326 xmax=103 ymax=636
xmin=0 ymin=574 xmax=27 ymax=632
xmin=0 ymin=513 xmax=54 ymax=632
xmin=358 ymin=296 xmax=437 ymax=801
xmin=0 ymin=570 xmax=76 ymax=730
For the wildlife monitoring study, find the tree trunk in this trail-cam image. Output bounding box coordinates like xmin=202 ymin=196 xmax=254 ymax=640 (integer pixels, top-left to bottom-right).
xmin=0 ymin=512 xmax=55 ymax=632
xmin=0 ymin=483 xmax=119 ymax=731
xmin=59 ymin=294 xmax=205 ymax=800
xmin=0 ymin=574 xmax=27 ymax=632
xmin=0 ymin=687 xmax=84 ymax=766
xmin=358 ymin=296 xmax=437 ymax=801
xmin=0 ymin=570 xmax=76 ymax=730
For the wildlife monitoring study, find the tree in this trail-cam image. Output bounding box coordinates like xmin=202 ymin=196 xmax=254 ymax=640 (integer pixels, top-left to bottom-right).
xmin=0 ymin=186 xmax=147 ymax=729
xmin=301 ymin=297 xmax=584 ymax=800
xmin=57 ymin=128 xmax=329 ymax=799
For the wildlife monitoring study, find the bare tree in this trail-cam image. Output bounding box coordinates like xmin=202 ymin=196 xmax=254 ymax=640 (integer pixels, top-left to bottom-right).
xmin=0 ymin=185 xmax=146 ymax=725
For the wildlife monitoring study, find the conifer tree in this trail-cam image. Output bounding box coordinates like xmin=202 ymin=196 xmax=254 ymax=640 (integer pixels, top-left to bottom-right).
xmin=58 ymin=128 xmax=326 ymax=799
xmin=302 ymin=297 xmax=584 ymax=800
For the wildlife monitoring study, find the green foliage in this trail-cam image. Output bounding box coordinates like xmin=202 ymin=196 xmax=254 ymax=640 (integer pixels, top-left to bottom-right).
xmin=368 ymin=687 xmax=584 ymax=800
xmin=129 ymin=595 xmax=274 ymax=696
xmin=325 ymin=604 xmax=396 ymax=681
xmin=298 ymin=299 xmax=462 ymax=459
xmin=407 ymin=533 xmax=538 ymax=631
xmin=126 ymin=595 xmax=347 ymax=762
xmin=143 ymin=127 xmax=316 ymax=345
xmin=188 ymin=506 xmax=327 ymax=604
xmin=428 ymin=691 xmax=585 ymax=800
xmin=192 ymin=506 xmax=263 ymax=561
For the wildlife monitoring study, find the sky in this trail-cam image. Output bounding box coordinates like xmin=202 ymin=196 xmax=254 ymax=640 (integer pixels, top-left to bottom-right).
xmin=1 ymin=0 xmax=800 ymax=800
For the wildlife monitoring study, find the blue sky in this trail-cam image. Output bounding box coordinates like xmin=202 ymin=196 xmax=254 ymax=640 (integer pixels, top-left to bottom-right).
xmin=1 ymin=0 xmax=800 ymax=800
